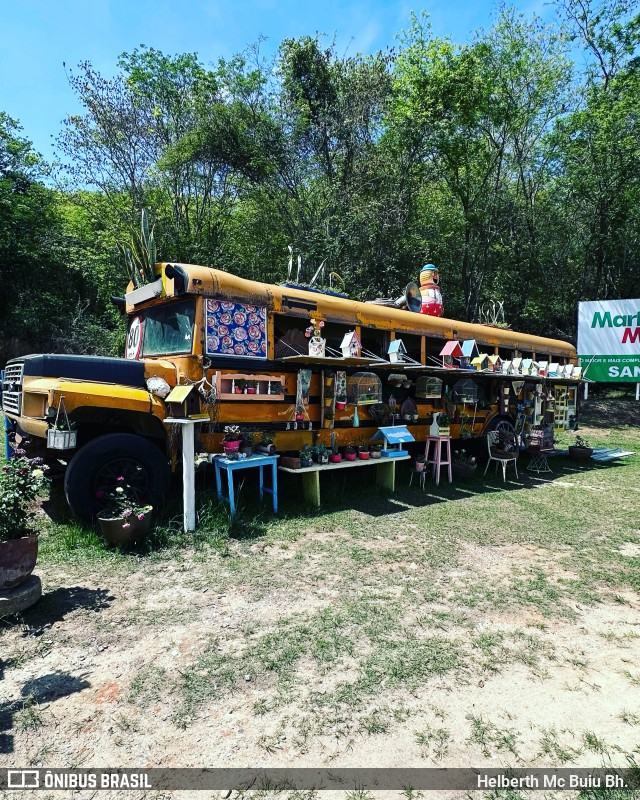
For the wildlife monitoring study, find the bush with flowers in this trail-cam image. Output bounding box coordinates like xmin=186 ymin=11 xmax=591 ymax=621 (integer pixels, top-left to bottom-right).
xmin=0 ymin=452 xmax=49 ymax=542
xmin=97 ymin=476 xmax=152 ymax=529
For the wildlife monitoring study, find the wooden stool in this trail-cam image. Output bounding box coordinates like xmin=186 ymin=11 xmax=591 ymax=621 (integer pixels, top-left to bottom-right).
xmin=424 ymin=436 xmax=452 ymax=485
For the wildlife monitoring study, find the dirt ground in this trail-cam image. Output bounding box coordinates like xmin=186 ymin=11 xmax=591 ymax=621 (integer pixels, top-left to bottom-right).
xmin=2 ymin=407 xmax=640 ymax=799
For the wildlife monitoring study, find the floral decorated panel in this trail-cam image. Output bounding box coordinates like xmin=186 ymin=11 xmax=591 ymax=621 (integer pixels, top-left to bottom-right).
xmin=205 ymin=299 xmax=267 ymax=359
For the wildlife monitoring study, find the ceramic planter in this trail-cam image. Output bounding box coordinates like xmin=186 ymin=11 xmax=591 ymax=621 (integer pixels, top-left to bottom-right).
xmin=345 ymin=452 xmax=357 ymax=461
xmin=223 ymin=440 xmax=241 ymax=454
xmin=97 ymin=512 xmax=152 ymax=547
xmin=329 ymin=454 xmax=342 ymax=463
xmin=335 ymin=401 xmax=346 ymax=411
xmin=300 ymin=458 xmax=313 ymax=468
xmin=0 ymin=534 xmax=38 ymax=589
xmin=247 ymin=387 xmax=256 ymax=394
xmin=415 ymin=460 xmax=426 ymax=472
xmin=370 ymin=450 xmax=382 ymax=459
xmin=358 ymin=451 xmax=370 ymax=460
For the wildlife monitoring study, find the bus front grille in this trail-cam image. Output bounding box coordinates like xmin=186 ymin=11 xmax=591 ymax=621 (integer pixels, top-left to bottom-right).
xmin=2 ymin=362 xmax=24 ymax=415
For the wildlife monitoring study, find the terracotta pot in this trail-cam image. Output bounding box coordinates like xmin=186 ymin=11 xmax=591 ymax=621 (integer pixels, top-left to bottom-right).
xmin=97 ymin=512 xmax=152 ymax=547
xmin=329 ymin=454 xmax=342 ymax=463
xmin=345 ymin=452 xmax=357 ymax=461
xmin=0 ymin=534 xmax=38 ymax=589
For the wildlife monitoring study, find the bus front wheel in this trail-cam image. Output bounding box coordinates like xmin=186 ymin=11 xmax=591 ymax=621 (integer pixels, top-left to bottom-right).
xmin=64 ymin=433 xmax=171 ymax=523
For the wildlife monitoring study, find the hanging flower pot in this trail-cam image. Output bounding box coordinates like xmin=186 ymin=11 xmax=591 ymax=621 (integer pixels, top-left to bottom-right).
xmin=335 ymin=400 xmax=346 ymax=411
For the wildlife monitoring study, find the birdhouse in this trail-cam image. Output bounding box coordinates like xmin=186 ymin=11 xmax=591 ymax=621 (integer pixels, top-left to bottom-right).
xmin=511 ymin=357 xmax=523 ymax=374
xmin=471 ymin=353 xmax=490 ymax=371
xmin=529 ymin=361 xmax=540 ymax=376
xmin=340 ymin=330 xmax=361 ymax=359
xmin=502 ymin=360 xmax=514 ymax=375
xmin=488 ymin=354 xmax=503 ymax=372
xmin=460 ymin=340 xmax=479 ymax=369
xmin=521 ymin=358 xmax=533 ymax=375
xmin=370 ymin=425 xmax=415 ymax=458
xmin=387 ymin=339 xmax=408 ymax=363
xmin=440 ymin=340 xmax=463 ymax=368
xmin=537 ymin=360 xmax=549 ymax=376
xmin=548 ymin=363 xmax=559 ymax=377
xmin=572 ymin=366 xmax=582 ymax=380
xmin=563 ymin=364 xmax=574 ymax=378
xmin=165 ymin=384 xmax=201 ymax=419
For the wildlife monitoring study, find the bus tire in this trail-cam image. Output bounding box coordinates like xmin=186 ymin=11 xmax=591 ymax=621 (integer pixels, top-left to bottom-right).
xmin=64 ymin=433 xmax=170 ymax=523
xmin=485 ymin=416 xmax=516 ymax=437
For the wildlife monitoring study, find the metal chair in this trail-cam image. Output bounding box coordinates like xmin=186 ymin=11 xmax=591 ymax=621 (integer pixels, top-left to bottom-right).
xmin=484 ymin=431 xmax=519 ymax=482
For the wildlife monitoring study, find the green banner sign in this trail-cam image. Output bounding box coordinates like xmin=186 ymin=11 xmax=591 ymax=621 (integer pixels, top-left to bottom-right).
xmin=580 ymin=355 xmax=640 ymax=382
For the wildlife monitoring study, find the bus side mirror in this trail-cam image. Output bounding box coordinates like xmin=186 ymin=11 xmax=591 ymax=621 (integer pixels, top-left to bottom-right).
xmin=165 ymin=264 xmax=188 ymax=295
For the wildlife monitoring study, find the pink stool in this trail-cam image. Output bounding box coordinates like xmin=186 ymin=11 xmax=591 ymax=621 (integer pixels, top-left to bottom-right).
xmin=424 ymin=436 xmax=452 ymax=485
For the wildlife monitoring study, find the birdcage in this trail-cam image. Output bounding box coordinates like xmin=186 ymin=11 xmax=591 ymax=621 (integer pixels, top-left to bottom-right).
xmin=416 ymin=376 xmax=443 ymax=399
xmin=346 ymin=372 xmax=382 ymax=405
xmin=452 ymin=379 xmax=478 ymax=404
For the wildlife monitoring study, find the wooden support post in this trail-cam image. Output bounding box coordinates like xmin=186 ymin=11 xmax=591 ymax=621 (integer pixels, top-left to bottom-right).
xmin=165 ymin=418 xmax=198 ymax=532
xmin=302 ymin=471 xmax=321 ymax=508
xmin=376 ymin=460 xmax=396 ymax=492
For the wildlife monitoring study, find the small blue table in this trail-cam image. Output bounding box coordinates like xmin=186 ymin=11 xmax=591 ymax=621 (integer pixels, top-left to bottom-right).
xmin=213 ymin=454 xmax=279 ymax=517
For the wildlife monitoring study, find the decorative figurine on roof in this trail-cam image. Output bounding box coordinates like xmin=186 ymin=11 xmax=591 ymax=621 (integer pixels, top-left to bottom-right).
xmin=419 ymin=264 xmax=443 ymax=317
xmin=305 ymin=318 xmax=326 ymax=358
xmin=340 ymin=330 xmax=361 ymax=359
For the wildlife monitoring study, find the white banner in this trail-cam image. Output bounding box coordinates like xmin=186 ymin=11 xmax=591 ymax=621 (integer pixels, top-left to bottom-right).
xmin=577 ymin=299 xmax=640 ymax=382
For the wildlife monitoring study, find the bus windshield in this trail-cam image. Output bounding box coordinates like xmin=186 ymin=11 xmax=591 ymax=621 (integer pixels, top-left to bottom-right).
xmin=141 ymin=300 xmax=195 ymax=357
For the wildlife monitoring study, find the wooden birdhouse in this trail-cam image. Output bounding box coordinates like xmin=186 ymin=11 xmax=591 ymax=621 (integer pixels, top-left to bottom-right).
xmin=340 ymin=330 xmax=361 ymax=359
xmin=529 ymin=361 xmax=540 ymax=376
xmin=548 ymin=363 xmax=559 ymax=377
xmin=572 ymin=366 xmax=582 ymax=380
xmin=460 ymin=340 xmax=479 ymax=369
xmin=511 ymin=357 xmax=523 ymax=374
xmin=502 ymin=360 xmax=514 ymax=375
xmin=563 ymin=364 xmax=574 ymax=378
xmin=471 ymin=353 xmax=489 ymax=371
xmin=370 ymin=425 xmax=415 ymax=458
xmin=521 ymin=358 xmax=533 ymax=375
xmin=387 ymin=339 xmax=407 ymax=363
xmin=488 ymin=354 xmax=503 ymax=372
xmin=537 ymin=360 xmax=549 ymax=376
xmin=439 ymin=340 xmax=463 ymax=368
xmin=165 ymin=384 xmax=201 ymax=419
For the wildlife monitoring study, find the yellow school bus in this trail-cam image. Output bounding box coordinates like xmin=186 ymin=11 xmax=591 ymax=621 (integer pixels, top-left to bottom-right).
xmin=1 ymin=262 xmax=578 ymax=519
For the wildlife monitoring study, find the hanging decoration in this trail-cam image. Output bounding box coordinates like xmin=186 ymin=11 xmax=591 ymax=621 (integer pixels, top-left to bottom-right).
xmin=305 ymin=318 xmax=326 ymax=357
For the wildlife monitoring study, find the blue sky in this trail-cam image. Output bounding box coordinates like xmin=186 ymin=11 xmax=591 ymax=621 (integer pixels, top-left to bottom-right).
xmin=2 ymin=0 xmax=548 ymax=162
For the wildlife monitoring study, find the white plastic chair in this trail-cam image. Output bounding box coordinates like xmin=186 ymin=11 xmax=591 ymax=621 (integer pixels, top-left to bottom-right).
xmin=484 ymin=431 xmax=519 ymax=481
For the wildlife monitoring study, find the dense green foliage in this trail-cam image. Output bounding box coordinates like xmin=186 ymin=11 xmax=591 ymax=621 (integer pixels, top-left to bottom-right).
xmin=2 ymin=0 xmax=639 ymax=361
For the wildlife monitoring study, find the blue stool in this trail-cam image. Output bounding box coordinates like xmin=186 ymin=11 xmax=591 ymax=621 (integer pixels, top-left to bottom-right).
xmin=213 ymin=455 xmax=279 ymax=517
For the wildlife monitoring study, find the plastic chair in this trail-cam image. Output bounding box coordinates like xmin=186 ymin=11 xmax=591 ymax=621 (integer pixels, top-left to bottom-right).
xmin=484 ymin=431 xmax=519 ymax=482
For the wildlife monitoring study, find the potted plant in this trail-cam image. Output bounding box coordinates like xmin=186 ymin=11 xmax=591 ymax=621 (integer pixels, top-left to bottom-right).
xmin=235 ymin=378 xmax=247 ymax=394
xmin=370 ymin=443 xmax=383 ymax=459
xmin=415 ymin=453 xmax=426 ymax=472
xmin=240 ymin=430 xmax=255 ymax=456
xmin=358 ymin=444 xmax=370 ymax=460
xmin=569 ymin=435 xmax=593 ymax=459
xmin=295 ymin=405 xmax=305 ymax=422
xmin=246 ymin=379 xmax=258 ymax=395
xmin=300 ymin=445 xmax=314 ymax=468
xmin=314 ymin=443 xmax=330 ymax=464
xmin=97 ymin=476 xmax=153 ymax=547
xmin=323 ymin=410 xmax=334 ymax=429
xmin=452 ymin=449 xmax=477 ymax=479
xmin=329 ymin=433 xmax=342 ymax=463
xmin=0 ymin=454 xmax=49 ymax=589
xmin=344 ymin=445 xmax=357 ymax=462
xmin=437 ymin=413 xmax=451 ymax=436
xmin=222 ymin=425 xmax=243 ymax=454
xmin=255 ymin=431 xmax=276 ymax=455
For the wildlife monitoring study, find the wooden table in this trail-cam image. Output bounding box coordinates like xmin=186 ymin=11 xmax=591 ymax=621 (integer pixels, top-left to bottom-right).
xmin=213 ymin=454 xmax=279 ymax=516
xmin=279 ymin=455 xmax=411 ymax=509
